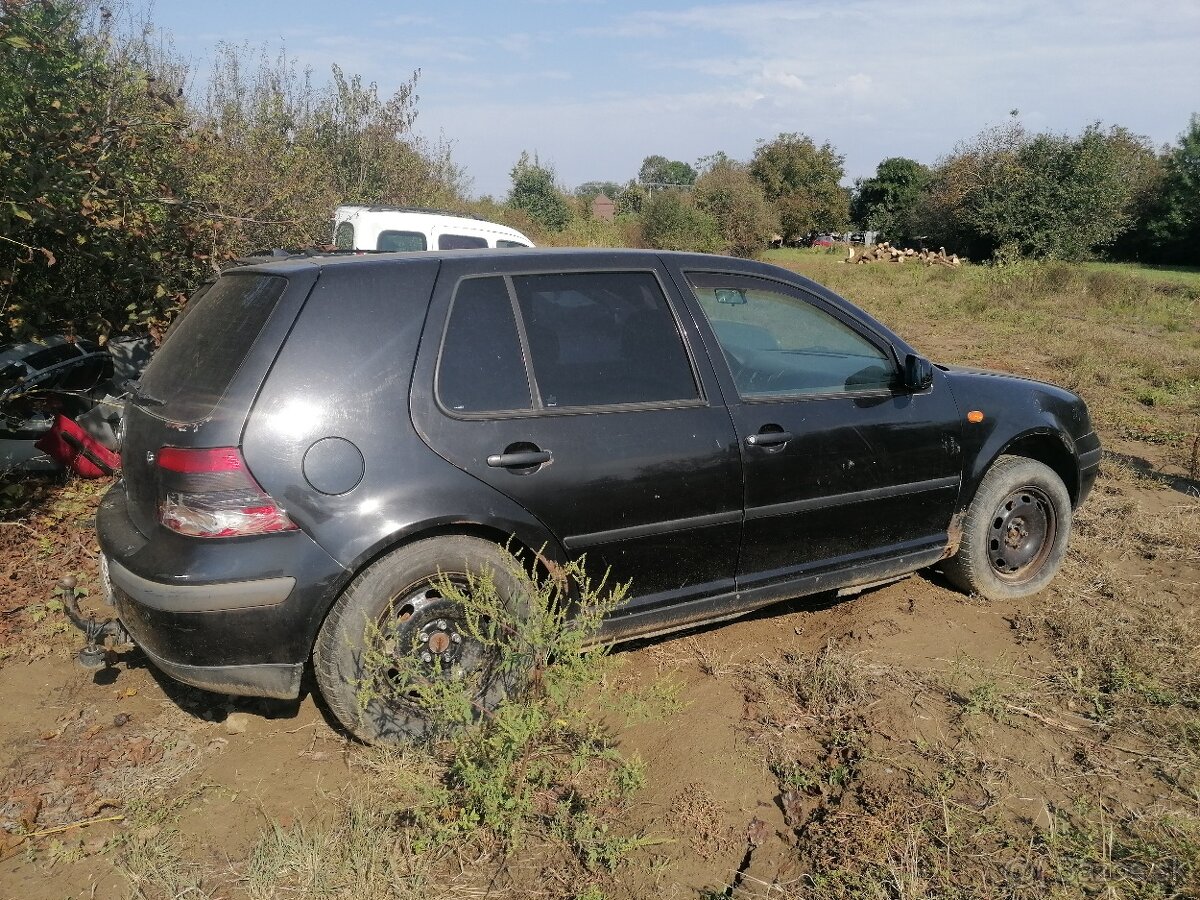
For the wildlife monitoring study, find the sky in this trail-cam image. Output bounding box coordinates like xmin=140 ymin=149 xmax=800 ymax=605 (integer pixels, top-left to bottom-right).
xmin=135 ymin=0 xmax=1200 ymax=199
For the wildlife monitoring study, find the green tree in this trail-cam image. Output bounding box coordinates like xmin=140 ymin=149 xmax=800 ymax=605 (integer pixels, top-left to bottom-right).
xmin=749 ymin=133 xmax=849 ymax=242
xmin=850 ymin=157 xmax=930 ymax=242
xmin=507 ymin=152 xmax=571 ymax=232
xmin=919 ymin=121 xmax=1159 ymax=260
xmin=640 ymin=191 xmax=721 ymax=252
xmin=693 ymin=159 xmax=777 ymax=257
xmin=0 ymin=0 xmax=197 ymax=340
xmin=1140 ymin=114 xmax=1200 ymax=264
xmin=615 ymin=181 xmax=648 ymax=216
xmin=637 ymin=155 xmax=696 ymax=187
xmin=188 ymin=47 xmax=460 ymax=258
xmin=573 ymin=181 xmax=623 ymax=203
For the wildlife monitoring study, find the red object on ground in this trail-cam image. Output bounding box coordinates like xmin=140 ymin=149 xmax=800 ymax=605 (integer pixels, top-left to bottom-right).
xmin=34 ymin=414 xmax=120 ymax=478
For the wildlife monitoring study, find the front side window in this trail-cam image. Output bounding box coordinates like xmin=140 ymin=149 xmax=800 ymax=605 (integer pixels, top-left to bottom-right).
xmin=496 ymin=239 xmax=528 ymax=249
xmin=377 ymin=230 xmax=428 ymax=252
xmin=334 ymin=221 xmax=354 ymax=250
xmin=686 ymin=273 xmax=895 ymax=398
xmin=512 ymin=272 xmax=698 ymax=408
xmin=438 ymin=234 xmax=488 ymax=250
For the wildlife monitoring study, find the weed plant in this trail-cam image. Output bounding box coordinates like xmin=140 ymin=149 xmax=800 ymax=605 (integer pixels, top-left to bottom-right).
xmin=353 ymin=553 xmax=649 ymax=869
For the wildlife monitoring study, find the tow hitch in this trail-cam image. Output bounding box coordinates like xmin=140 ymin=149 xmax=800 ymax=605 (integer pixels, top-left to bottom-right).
xmin=60 ymin=573 xmax=130 ymax=670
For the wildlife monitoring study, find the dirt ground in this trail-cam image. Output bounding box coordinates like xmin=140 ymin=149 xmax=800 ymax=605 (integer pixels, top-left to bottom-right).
xmin=0 ymin=449 xmax=1196 ymax=898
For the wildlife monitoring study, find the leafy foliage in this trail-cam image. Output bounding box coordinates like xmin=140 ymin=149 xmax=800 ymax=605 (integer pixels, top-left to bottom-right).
xmin=507 ymin=151 xmax=571 ymax=233
xmin=640 ymin=191 xmax=722 ymax=253
xmin=919 ymin=121 xmax=1160 ymax=261
xmin=355 ymin=552 xmax=649 ymax=870
xmin=573 ymin=180 xmax=623 ymax=203
xmin=693 ymin=158 xmax=777 ymax=257
xmin=850 ymin=157 xmax=930 ymax=243
xmin=637 ymin=154 xmax=696 ymax=187
xmin=1140 ymin=114 xmax=1200 ymax=264
xmin=0 ymin=1 xmax=463 ymax=343
xmin=749 ymin=132 xmax=850 ymax=242
xmin=0 ymin=0 xmax=198 ymax=341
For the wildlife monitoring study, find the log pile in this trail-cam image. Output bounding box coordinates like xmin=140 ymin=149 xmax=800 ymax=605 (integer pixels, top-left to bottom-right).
xmin=844 ymin=242 xmax=964 ymax=267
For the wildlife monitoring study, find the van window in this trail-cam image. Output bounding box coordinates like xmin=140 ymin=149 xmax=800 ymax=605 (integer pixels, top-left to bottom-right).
xmin=334 ymin=222 xmax=354 ymax=250
xmin=438 ymin=277 xmax=532 ymax=413
xmin=438 ymin=234 xmax=488 ymax=250
xmin=512 ymin=272 xmax=698 ymax=408
xmin=378 ymin=231 xmax=427 ymax=252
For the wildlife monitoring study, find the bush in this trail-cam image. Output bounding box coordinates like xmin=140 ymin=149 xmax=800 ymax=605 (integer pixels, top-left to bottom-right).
xmin=694 ymin=159 xmax=777 ymax=257
xmin=640 ymin=192 xmax=722 ymax=253
xmin=356 ymin=551 xmax=651 ymax=868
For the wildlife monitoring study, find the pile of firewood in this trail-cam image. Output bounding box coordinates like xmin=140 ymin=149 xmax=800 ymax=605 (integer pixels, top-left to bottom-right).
xmin=845 ymin=242 xmax=964 ymax=267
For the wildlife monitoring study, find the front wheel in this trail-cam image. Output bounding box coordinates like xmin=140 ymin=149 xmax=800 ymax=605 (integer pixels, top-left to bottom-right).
xmin=313 ymin=536 xmax=531 ymax=745
xmin=942 ymin=455 xmax=1072 ymax=600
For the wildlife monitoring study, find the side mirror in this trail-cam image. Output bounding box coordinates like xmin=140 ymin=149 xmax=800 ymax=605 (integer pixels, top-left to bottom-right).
xmin=904 ymin=354 xmax=933 ymax=391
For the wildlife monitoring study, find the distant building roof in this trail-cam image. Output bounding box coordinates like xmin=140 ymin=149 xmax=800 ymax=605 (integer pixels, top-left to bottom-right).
xmin=592 ymin=194 xmax=616 ymax=221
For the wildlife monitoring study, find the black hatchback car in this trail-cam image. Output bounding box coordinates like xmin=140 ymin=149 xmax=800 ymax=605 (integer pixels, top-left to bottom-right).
xmin=96 ymin=249 xmax=1100 ymax=742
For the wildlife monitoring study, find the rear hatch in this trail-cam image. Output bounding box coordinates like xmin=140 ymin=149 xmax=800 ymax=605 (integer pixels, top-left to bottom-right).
xmin=120 ymin=266 xmax=319 ymax=537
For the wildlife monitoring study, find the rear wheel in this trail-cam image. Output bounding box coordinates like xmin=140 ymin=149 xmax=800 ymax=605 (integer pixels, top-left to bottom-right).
xmin=942 ymin=455 xmax=1072 ymax=600
xmin=313 ymin=536 xmax=530 ymax=744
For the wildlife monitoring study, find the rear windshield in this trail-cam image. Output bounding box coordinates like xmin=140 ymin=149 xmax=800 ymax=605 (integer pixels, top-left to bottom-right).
xmin=138 ymin=274 xmax=287 ymax=422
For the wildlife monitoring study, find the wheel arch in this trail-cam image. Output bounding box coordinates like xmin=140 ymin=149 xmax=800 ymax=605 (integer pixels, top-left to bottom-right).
xmin=306 ymin=517 xmax=569 ymax=657
xmin=961 ymin=427 xmax=1082 ymax=515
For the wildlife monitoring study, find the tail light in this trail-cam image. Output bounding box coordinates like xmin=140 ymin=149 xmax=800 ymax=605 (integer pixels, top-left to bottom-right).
xmin=156 ymin=446 xmax=297 ymax=538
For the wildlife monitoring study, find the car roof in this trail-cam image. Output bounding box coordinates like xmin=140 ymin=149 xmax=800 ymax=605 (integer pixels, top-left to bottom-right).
xmin=233 ymin=247 xmax=761 ymax=274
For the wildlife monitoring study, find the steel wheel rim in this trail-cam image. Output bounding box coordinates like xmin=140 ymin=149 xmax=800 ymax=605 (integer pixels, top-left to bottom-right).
xmin=375 ymin=576 xmax=489 ymax=705
xmin=987 ymin=485 xmax=1057 ymax=584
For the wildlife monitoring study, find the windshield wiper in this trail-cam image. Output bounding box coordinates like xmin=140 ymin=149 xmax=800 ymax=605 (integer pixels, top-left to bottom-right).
xmin=126 ymin=380 xmax=164 ymax=408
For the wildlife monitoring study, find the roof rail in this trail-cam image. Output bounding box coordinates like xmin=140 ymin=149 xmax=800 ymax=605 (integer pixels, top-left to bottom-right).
xmin=351 ymin=205 xmax=487 ymax=221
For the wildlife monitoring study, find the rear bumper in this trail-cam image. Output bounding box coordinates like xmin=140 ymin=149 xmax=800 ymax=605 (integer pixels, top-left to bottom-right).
xmin=96 ymin=482 xmax=347 ymax=699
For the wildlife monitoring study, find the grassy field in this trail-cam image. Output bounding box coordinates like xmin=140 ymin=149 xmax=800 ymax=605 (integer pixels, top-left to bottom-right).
xmin=1080 ymin=261 xmax=1200 ymax=289
xmin=1 ymin=252 xmax=1198 ymax=899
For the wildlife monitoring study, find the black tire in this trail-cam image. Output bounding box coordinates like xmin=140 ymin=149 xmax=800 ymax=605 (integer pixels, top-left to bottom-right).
xmin=942 ymin=455 xmax=1072 ymax=601
xmin=313 ymin=536 xmax=531 ymax=745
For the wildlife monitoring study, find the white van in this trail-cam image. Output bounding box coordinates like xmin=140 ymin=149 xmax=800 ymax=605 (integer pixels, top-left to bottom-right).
xmin=332 ymin=206 xmax=535 ymax=252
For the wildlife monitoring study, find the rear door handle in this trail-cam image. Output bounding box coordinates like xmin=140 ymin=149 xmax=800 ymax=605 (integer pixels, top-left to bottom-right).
xmin=745 ymin=430 xmax=794 ymax=448
xmin=487 ymin=450 xmax=552 ymax=468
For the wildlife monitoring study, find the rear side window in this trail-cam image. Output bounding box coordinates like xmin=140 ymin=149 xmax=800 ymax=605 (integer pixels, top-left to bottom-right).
xmin=334 ymin=221 xmax=354 ymax=250
xmin=438 ymin=277 xmax=532 ymax=413
xmin=378 ymin=230 xmax=427 ymax=252
xmin=512 ymin=272 xmax=698 ymax=408
xmin=438 ymin=234 xmax=488 ymax=250
xmin=138 ymin=274 xmax=288 ymax=422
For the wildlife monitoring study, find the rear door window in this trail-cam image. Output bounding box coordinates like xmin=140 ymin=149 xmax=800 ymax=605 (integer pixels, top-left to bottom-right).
xmin=512 ymin=272 xmax=698 ymax=408
xmin=378 ymin=230 xmax=427 ymax=251
xmin=137 ymin=274 xmax=288 ymax=422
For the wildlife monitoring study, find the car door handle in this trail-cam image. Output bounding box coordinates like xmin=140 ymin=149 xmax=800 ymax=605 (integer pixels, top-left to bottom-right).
xmin=487 ymin=450 xmax=552 ymax=469
xmin=746 ymin=430 xmax=794 ymax=448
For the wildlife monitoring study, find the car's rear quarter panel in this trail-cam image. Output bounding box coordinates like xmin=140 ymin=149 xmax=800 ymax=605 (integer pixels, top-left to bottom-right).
xmin=241 ymin=258 xmax=564 ymax=599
